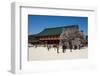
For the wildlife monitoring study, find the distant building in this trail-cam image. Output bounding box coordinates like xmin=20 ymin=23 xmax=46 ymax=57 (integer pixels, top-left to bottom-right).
xmin=28 ymin=25 xmax=79 ymax=45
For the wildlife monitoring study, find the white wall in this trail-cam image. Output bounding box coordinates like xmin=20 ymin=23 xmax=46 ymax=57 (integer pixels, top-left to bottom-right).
xmin=0 ymin=0 xmax=100 ymax=76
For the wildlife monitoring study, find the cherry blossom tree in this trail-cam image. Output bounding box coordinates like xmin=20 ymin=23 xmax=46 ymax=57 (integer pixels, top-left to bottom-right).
xmin=59 ymin=28 xmax=86 ymax=52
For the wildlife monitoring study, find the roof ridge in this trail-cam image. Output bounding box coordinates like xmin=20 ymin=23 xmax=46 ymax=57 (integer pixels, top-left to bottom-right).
xmin=44 ymin=25 xmax=78 ymax=30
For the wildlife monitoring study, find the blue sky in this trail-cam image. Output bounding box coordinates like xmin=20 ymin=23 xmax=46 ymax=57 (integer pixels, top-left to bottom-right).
xmin=28 ymin=15 xmax=88 ymax=35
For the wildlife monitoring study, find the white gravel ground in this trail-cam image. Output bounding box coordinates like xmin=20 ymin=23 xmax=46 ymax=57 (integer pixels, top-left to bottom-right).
xmin=28 ymin=46 xmax=88 ymax=61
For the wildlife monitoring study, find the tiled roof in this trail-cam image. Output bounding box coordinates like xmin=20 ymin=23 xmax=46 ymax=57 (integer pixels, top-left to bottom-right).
xmin=30 ymin=25 xmax=79 ymax=37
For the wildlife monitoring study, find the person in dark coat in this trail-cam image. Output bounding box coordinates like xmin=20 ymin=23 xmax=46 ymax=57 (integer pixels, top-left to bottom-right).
xmin=69 ymin=41 xmax=72 ymax=52
xmin=62 ymin=44 xmax=66 ymax=53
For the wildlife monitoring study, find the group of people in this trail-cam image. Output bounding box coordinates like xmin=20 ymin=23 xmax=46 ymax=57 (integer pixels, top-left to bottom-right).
xmin=46 ymin=42 xmax=83 ymax=53
xmin=47 ymin=44 xmax=59 ymax=53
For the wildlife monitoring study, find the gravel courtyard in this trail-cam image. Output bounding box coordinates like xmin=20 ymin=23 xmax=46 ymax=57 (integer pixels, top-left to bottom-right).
xmin=28 ymin=46 xmax=88 ymax=61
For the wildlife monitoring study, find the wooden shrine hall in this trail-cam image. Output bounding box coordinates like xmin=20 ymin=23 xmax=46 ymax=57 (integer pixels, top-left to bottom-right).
xmin=28 ymin=25 xmax=79 ymax=45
